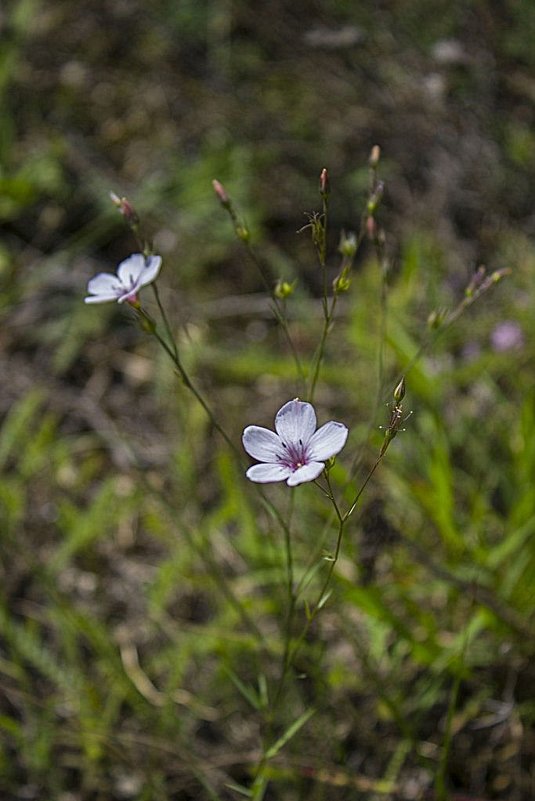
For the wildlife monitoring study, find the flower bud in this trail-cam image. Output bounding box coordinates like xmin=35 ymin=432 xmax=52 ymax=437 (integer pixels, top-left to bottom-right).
xmin=367 ymin=181 xmax=384 ymax=215
xmin=465 ymin=265 xmax=486 ymax=298
xmin=274 ymin=279 xmax=296 ymax=299
xmin=369 ymin=145 xmax=381 ymax=167
xmin=333 ymin=274 xmax=351 ymax=293
xmin=338 ymin=231 xmax=357 ymax=258
xmin=366 ymin=216 xmax=376 ymax=240
xmin=427 ymin=309 xmax=447 ymax=329
xmin=110 ymin=192 xmax=139 ymax=226
xmin=212 ymin=179 xmax=231 ymax=208
xmin=491 ymin=268 xmax=511 ymax=284
xmin=333 ymin=266 xmax=351 ymax=294
xmin=319 ymin=167 xmax=330 ymax=197
xmin=393 ymin=377 xmax=405 ymax=402
xmin=235 ymin=225 xmax=250 ymax=242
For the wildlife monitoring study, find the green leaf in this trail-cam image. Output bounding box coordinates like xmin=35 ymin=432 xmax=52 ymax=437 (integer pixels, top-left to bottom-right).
xmin=264 ymin=707 xmax=315 ymax=759
xmin=222 ymin=665 xmax=261 ymax=711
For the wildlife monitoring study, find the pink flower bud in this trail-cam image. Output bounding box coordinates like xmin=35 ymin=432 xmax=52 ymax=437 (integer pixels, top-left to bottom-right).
xmin=212 ymin=179 xmax=230 ymax=207
xmin=366 ymin=217 xmax=376 ymax=240
xmin=369 ymin=145 xmax=381 ymax=167
xmin=109 ymin=192 xmax=139 ymax=225
xmin=319 ymin=168 xmax=330 ymax=197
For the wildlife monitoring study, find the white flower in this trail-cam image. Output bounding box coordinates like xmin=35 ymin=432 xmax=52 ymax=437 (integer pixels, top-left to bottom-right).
xmin=84 ymin=253 xmax=162 ymax=304
xmin=242 ymin=399 xmax=348 ymax=486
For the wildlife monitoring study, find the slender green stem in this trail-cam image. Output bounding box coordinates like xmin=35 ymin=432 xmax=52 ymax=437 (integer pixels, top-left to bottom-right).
xmin=252 ymin=493 xmax=301 ymax=799
xmin=308 ymin=295 xmax=337 ymax=403
xmin=151 ymin=283 xmax=178 ymax=361
xmin=284 ymin=493 xmax=295 ymax=602
xmin=320 ymin=193 xmax=329 ymax=318
xmin=308 ymin=199 xmax=371 ymax=405
xmin=347 ymin=215 xmax=389 ymax=481
xmin=266 ymin=494 xmax=299 ymax=716
xmin=242 ymin=239 xmax=306 ymax=392
xmin=307 ymin=192 xmax=332 ymax=403
xmin=275 ymin=451 xmax=386 ymax=692
xmin=138 ymin=303 xmax=299 ymax=548
xmin=324 ymin=471 xmax=343 ymax=523
xmin=138 ymin=306 xmax=240 ymax=457
xmin=392 ymin=268 xmax=510 ymax=402
xmin=344 ymin=453 xmax=384 ymax=522
xmin=221 ymin=198 xmax=305 ymax=390
xmin=434 ymin=622 xmax=472 ymax=801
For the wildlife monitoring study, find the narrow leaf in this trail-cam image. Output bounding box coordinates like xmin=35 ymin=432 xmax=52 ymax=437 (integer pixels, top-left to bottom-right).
xmin=265 ymin=707 xmax=315 ymax=759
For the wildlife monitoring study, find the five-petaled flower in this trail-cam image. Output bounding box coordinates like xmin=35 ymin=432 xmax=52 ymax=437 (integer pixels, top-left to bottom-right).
xmin=242 ymin=399 xmax=348 ymax=486
xmin=84 ymin=253 xmax=162 ymax=305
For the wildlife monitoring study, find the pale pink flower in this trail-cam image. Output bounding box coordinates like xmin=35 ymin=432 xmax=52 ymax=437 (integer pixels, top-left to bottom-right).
xmin=85 ymin=253 xmax=162 ymax=305
xmin=243 ymin=399 xmax=348 ymax=486
xmin=490 ymin=321 xmax=524 ymax=353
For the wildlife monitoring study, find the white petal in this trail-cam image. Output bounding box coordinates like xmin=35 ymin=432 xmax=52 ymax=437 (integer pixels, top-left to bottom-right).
xmin=117 ymin=253 xmax=146 ymax=285
xmin=86 ymin=272 xmax=123 ymax=296
xmin=286 ymin=461 xmax=325 ymax=486
xmin=275 ymin=400 xmax=316 ymax=447
xmin=137 ymin=255 xmax=162 ymax=287
xmin=246 ymin=463 xmax=292 ymax=483
xmin=242 ymin=426 xmax=284 ymax=461
xmin=84 ymin=293 xmax=120 ymax=304
xmin=307 ymin=421 xmax=348 ymax=461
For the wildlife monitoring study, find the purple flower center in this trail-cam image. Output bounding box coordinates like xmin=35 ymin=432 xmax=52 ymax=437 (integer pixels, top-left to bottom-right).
xmin=279 ymin=439 xmax=309 ymax=471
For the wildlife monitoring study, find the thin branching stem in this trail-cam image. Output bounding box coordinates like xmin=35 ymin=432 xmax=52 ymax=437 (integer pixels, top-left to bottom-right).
xmin=344 ymin=453 xmax=384 ymax=521
xmin=139 ymin=307 xmax=240 ymax=457
xmin=392 ymin=268 xmax=510 ymax=390
xmin=270 ymin=451 xmax=385 ymax=714
xmin=151 ymin=283 xmax=178 ymax=361
xmin=308 ymin=294 xmax=337 ymax=403
xmin=243 ymin=239 xmax=306 ymax=387
xmin=220 ymin=197 xmax=306 ymax=390
xmin=434 ymin=621 xmax=471 ymax=801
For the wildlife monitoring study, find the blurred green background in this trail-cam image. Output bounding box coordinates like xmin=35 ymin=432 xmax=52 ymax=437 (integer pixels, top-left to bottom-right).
xmin=1 ymin=1 xmax=535 ymax=799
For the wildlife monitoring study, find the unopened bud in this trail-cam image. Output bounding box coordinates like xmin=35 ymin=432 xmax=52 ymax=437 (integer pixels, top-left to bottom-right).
xmin=212 ymin=179 xmax=231 ymax=208
xmin=110 ymin=192 xmax=139 ymax=226
xmin=235 ymin=225 xmax=250 ymax=242
xmin=393 ymin=377 xmax=405 ymax=402
xmin=490 ymin=268 xmax=511 ymax=284
xmin=366 ymin=216 xmax=376 ymax=240
xmin=274 ymin=278 xmax=296 ymax=299
xmin=465 ymin=265 xmax=486 ymax=298
xmin=427 ymin=309 xmax=447 ymax=330
xmin=369 ymin=145 xmax=381 ymax=167
xmin=367 ymin=181 xmax=384 ymax=215
xmin=333 ymin=272 xmax=352 ymax=293
xmin=319 ymin=168 xmax=330 ymax=197
xmin=339 ymin=231 xmax=357 ymax=258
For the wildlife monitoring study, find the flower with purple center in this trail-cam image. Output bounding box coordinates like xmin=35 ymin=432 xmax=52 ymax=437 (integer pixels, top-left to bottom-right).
xmin=84 ymin=253 xmax=162 ymax=305
xmin=242 ymin=399 xmax=348 ymax=486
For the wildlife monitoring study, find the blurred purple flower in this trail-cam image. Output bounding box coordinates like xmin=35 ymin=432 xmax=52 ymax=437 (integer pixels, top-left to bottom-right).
xmin=242 ymin=399 xmax=348 ymax=486
xmin=490 ymin=321 xmax=524 ymax=353
xmin=85 ymin=253 xmax=162 ymax=305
